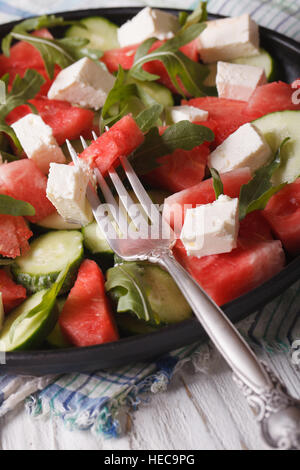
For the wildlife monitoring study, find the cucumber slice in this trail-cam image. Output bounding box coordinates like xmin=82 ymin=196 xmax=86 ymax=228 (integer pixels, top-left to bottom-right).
xmin=106 ymin=262 xmax=193 ymax=325
xmin=253 ymin=110 xmax=300 ymax=185
xmin=65 ymin=16 xmax=119 ymax=51
xmin=134 ymin=80 xmax=175 ymax=108
xmin=0 ymin=289 xmax=59 ymax=351
xmin=37 ymin=212 xmax=82 ymax=230
xmin=82 ymin=222 xmax=114 ymax=271
xmin=204 ymin=48 xmax=276 ymax=87
xmin=116 ymin=313 xmax=161 ymax=336
xmin=231 ymin=49 xmax=275 ymax=81
xmin=46 ymin=298 xmax=71 ymax=348
xmin=82 ymin=221 xmax=113 ymax=256
xmin=12 ymin=231 xmax=84 ymax=294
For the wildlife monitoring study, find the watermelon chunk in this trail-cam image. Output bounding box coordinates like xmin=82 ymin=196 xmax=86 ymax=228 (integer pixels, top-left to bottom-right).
xmin=163 ymin=167 xmax=252 ymax=233
xmin=246 ymin=81 xmax=300 ymax=117
xmin=239 ymin=211 xmax=273 ymax=242
xmin=0 ymin=214 xmax=32 ymax=258
xmin=0 ymin=160 xmax=55 ymax=223
xmin=6 ymin=98 xmax=95 ymax=145
xmin=183 ymin=97 xmax=260 ymax=147
xmin=0 ymin=269 xmax=27 ymax=313
xmin=144 ymin=145 xmax=209 ymax=192
xmin=102 ymin=39 xmax=198 ymax=73
xmin=263 ymin=178 xmax=300 ymax=255
xmin=173 ymin=238 xmax=285 ymax=306
xmin=79 ymin=115 xmax=145 ymax=173
xmin=102 ymin=40 xmax=199 ymax=94
xmin=59 ymin=259 xmax=119 ymax=347
xmin=0 ymin=30 xmax=60 ymax=98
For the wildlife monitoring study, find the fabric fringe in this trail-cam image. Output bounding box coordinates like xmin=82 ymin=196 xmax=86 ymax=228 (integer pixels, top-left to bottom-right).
xmin=25 ymin=348 xmax=211 ymax=437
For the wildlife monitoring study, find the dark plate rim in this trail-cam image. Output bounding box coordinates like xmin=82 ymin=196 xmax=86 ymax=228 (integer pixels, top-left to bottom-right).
xmin=1 ymin=6 xmax=300 ymax=374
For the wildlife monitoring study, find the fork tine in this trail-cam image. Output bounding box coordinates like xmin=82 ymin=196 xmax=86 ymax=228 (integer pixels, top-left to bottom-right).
xmin=120 ymin=156 xmax=161 ymax=223
xmin=92 ymin=130 xmax=98 ymax=141
xmin=94 ymin=168 xmax=129 ymax=236
xmin=66 ymin=139 xmax=80 ymax=165
xmin=108 ymin=167 xmax=149 ymax=227
xmin=80 ymin=136 xmax=88 ymax=150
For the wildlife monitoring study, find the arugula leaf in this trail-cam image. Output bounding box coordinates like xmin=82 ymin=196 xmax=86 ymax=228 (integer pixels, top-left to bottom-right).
xmin=9 ymin=33 xmax=102 ymax=79
xmin=179 ymin=12 xmax=189 ymax=27
xmin=210 ymin=168 xmax=224 ymax=199
xmin=180 ymin=1 xmax=208 ymax=30
xmin=239 ymin=138 xmax=290 ymax=220
xmin=130 ymin=121 xmax=214 ymax=175
xmin=2 ymin=14 xmax=80 ymax=56
xmin=105 ymin=263 xmax=158 ymax=323
xmin=0 ymin=69 xmax=45 ymax=150
xmin=100 ymin=66 xmax=138 ymax=129
xmin=135 ymin=104 xmax=163 ymax=133
xmin=0 ymin=195 xmax=35 ymax=217
xmin=130 ymin=24 xmax=209 ymax=96
xmin=9 ymin=264 xmax=70 ymax=342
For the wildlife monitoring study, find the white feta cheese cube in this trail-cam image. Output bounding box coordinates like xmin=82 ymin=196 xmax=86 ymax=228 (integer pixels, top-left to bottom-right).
xmin=46 ymin=163 xmax=93 ymax=227
xmin=209 ymin=123 xmax=272 ymax=174
xmin=48 ymin=57 xmax=115 ymax=110
xmin=180 ymin=195 xmax=239 ymax=258
xmin=198 ymin=14 xmax=259 ymax=64
xmin=168 ymin=105 xmax=209 ymax=123
xmin=11 ymin=114 xmax=66 ymax=174
xmin=117 ymin=7 xmax=180 ymax=47
xmin=216 ymin=61 xmax=267 ymax=101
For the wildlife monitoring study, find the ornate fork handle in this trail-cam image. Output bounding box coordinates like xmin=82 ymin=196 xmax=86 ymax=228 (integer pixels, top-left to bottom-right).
xmin=153 ymin=250 xmax=300 ymax=450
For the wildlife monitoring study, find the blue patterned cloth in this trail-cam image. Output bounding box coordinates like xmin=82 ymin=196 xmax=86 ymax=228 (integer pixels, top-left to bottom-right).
xmin=0 ymin=0 xmax=299 ymax=436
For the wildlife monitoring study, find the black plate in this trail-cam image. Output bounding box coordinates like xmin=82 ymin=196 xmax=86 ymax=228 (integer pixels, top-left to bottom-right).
xmin=1 ymin=7 xmax=300 ymax=375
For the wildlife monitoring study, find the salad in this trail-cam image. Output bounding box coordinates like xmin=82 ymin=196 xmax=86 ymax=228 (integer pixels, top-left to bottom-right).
xmin=0 ymin=3 xmax=299 ymax=352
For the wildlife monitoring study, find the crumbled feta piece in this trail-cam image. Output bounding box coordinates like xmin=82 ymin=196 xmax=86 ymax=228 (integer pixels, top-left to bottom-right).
xmin=46 ymin=163 xmax=93 ymax=227
xmin=168 ymin=105 xmax=209 ymax=123
xmin=48 ymin=57 xmax=115 ymax=110
xmin=216 ymin=61 xmax=267 ymax=101
xmin=11 ymin=114 xmax=66 ymax=174
xmin=117 ymin=7 xmax=180 ymax=47
xmin=180 ymin=195 xmax=239 ymax=258
xmin=209 ymin=123 xmax=272 ymax=174
xmin=198 ymin=14 xmax=260 ymax=64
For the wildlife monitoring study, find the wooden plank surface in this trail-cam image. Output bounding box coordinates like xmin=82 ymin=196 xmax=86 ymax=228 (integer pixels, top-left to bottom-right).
xmin=0 ymin=350 xmax=298 ymax=450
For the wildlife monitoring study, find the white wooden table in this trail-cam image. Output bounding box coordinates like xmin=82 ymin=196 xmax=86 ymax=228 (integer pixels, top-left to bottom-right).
xmin=1 ymin=348 xmax=299 ymax=450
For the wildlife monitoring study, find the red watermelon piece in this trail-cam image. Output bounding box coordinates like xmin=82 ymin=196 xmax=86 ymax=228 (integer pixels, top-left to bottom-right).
xmin=173 ymin=238 xmax=285 ymax=306
xmin=246 ymin=81 xmax=300 ymax=117
xmin=163 ymin=167 xmax=252 ymax=233
xmin=0 ymin=29 xmax=59 ymax=98
xmin=0 ymin=269 xmax=27 ymax=313
xmin=79 ymin=114 xmax=145 ymax=173
xmin=183 ymin=97 xmax=260 ymax=147
xmin=144 ymin=144 xmax=209 ymax=192
xmin=6 ymin=97 xmax=95 ymax=145
xmin=102 ymin=39 xmax=198 ymax=73
xmin=59 ymin=259 xmax=119 ymax=347
xmin=263 ymin=178 xmax=300 ymax=255
xmin=102 ymin=40 xmax=199 ymax=94
xmin=0 ymin=160 xmax=55 ymax=223
xmin=239 ymin=211 xmax=273 ymax=242
xmin=0 ymin=214 xmax=32 ymax=258
xmin=102 ymin=43 xmax=139 ymax=73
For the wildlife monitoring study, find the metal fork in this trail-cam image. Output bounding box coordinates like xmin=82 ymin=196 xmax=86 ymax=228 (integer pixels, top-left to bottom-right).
xmin=67 ymin=136 xmax=300 ymax=450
